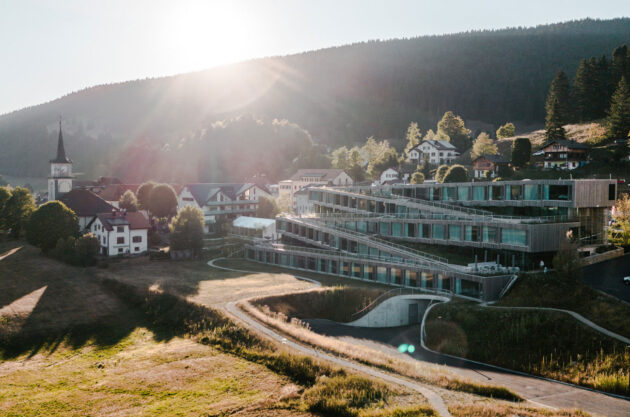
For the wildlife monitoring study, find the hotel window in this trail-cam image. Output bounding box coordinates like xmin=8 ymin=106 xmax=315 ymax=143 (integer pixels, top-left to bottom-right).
xmin=472 ymin=186 xmax=486 ymax=201
xmin=433 ymin=224 xmax=445 ymax=240
xmin=464 ymin=225 xmax=480 ymax=242
xmin=482 ymin=227 xmax=498 ymax=243
xmin=448 ymin=225 xmax=461 ymax=241
xmin=524 ymin=184 xmax=539 ymax=200
xmin=501 ymin=229 xmax=527 ymax=246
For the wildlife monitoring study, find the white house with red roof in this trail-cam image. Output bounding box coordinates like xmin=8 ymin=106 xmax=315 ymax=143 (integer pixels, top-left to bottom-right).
xmin=89 ymin=211 xmax=151 ymax=256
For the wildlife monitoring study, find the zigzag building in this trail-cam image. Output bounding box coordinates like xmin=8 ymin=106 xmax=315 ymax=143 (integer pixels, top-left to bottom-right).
xmin=243 ymin=179 xmax=616 ymax=302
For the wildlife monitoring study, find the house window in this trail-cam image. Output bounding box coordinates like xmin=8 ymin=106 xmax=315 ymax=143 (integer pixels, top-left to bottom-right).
xmin=134 ymin=247 xmax=140 ymax=252
xmin=183 ymin=197 xmax=194 ymax=201
xmin=117 ymin=237 xmax=124 ymax=244
xmin=117 ymin=226 xmax=124 ymax=232
xmin=102 ymin=236 xmax=106 ymax=244
xmin=118 ymin=248 xmax=123 ymax=253
xmin=132 ymin=236 xmax=142 ymax=243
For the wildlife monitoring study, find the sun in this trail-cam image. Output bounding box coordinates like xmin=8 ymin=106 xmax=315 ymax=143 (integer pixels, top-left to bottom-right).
xmin=165 ymin=1 xmax=263 ymax=71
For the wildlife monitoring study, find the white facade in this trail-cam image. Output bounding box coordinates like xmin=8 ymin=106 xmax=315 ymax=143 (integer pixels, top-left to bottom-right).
xmin=48 ymin=162 xmax=73 ymax=201
xmin=409 ymin=141 xmax=459 ymax=166
xmin=295 ymin=191 xmax=313 ymax=215
xmin=379 ymin=168 xmax=400 ymax=184
xmin=90 ymin=216 xmax=148 ymax=257
xmin=279 ymin=170 xmax=353 ymax=212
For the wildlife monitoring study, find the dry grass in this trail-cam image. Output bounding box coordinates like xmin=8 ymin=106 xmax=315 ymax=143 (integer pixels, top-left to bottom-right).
xmin=241 ymin=299 xmax=523 ymax=402
xmin=497 ymin=122 xmax=605 ymax=154
xmin=449 ymin=403 xmax=591 ymax=417
xmin=252 ymin=287 xmax=386 ymax=323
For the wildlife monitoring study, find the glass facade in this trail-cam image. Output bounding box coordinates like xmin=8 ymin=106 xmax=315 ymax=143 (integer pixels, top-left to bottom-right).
xmin=473 ymin=186 xmax=485 ymax=201
xmin=501 ymin=229 xmax=527 ymax=246
xmin=449 ymin=225 xmax=461 ymax=241
xmin=482 ymin=227 xmax=498 ymax=243
xmin=433 ymin=224 xmax=445 ymax=240
xmin=457 ymin=186 xmax=470 ymax=201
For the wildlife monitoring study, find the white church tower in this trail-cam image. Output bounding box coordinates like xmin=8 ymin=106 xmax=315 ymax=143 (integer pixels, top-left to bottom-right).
xmin=48 ymin=120 xmax=73 ymax=201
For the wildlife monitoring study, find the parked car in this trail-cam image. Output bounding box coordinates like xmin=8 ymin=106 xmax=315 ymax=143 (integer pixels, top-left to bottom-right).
xmin=624 ymin=276 xmax=630 ymax=285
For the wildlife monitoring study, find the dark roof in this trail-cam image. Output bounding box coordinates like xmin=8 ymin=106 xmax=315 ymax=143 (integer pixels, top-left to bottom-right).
xmin=98 ymin=184 xmax=140 ymax=201
xmin=50 ymin=121 xmax=72 ymax=164
xmin=59 ymin=189 xmax=116 ymax=217
xmin=416 ymin=140 xmax=458 ymax=152
xmin=473 ymin=154 xmax=509 ymax=164
xmin=184 ymin=183 xmax=253 ymax=206
xmin=542 ymin=140 xmax=590 ymax=150
xmin=289 ymin=169 xmax=347 ymax=181
xmin=96 ymin=211 xmax=150 ymax=231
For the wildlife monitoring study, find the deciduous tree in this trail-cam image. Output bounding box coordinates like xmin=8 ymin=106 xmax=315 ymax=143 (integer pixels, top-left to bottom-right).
xmin=404 ymin=122 xmax=422 ymax=156
xmin=410 ymin=172 xmax=425 ymax=184
xmin=148 ymin=184 xmax=178 ymax=219
xmin=136 ymin=181 xmax=156 ymax=210
xmin=256 ymin=196 xmax=279 ymax=219
xmin=471 ymin=132 xmax=498 ymax=160
xmin=496 ymin=122 xmax=515 ymax=139
xmin=119 ymin=190 xmax=138 ymax=212
xmin=437 ymin=111 xmax=471 ymax=150
xmin=169 ymin=205 xmax=204 ymax=255
xmin=442 ymin=165 xmax=469 ymax=183
xmin=435 ymin=165 xmax=450 ymax=183
xmin=609 ymin=193 xmax=630 ymax=247
xmin=26 ymin=201 xmax=78 ymax=251
xmin=1 ymin=187 xmax=35 ymax=238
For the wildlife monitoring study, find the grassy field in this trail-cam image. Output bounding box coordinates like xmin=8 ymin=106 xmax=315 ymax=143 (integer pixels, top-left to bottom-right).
xmin=0 ymin=238 xmax=432 ymax=416
xmin=425 ymin=303 xmax=630 ymax=395
xmin=498 ymin=272 xmax=630 ymax=339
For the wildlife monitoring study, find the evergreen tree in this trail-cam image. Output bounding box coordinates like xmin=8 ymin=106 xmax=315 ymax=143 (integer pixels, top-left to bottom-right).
xmin=511 ymin=138 xmax=532 ymax=168
xmin=404 ymin=122 xmax=422 ymax=157
xmin=573 ymin=59 xmax=599 ymax=121
xmin=611 ymin=45 xmax=630 ymax=89
xmin=546 ymin=71 xmax=571 ymax=123
xmin=607 ymin=77 xmax=630 ymax=139
xmin=471 ymin=132 xmax=498 ymax=159
xmin=596 ymin=54 xmax=612 ymax=114
xmin=545 ymin=96 xmax=566 ymax=143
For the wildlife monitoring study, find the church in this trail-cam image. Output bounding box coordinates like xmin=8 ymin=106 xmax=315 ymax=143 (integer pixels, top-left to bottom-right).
xmin=47 ymin=121 xmax=150 ymax=256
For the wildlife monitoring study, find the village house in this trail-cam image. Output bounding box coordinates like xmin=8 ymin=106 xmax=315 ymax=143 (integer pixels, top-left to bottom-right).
xmin=539 ymin=140 xmax=590 ymax=170
xmin=89 ymin=210 xmax=150 ymax=256
xmin=279 ymin=169 xmax=353 ymax=211
xmin=408 ymin=140 xmax=460 ymax=165
xmin=379 ymin=167 xmax=401 ymax=184
xmin=177 ymin=183 xmax=271 ymax=233
xmin=472 ymin=154 xmax=510 ymax=179
xmin=59 ymin=189 xmax=118 ymax=231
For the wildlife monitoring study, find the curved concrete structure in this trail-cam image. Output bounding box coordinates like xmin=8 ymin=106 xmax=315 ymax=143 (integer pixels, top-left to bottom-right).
xmin=348 ymin=294 xmax=450 ymax=327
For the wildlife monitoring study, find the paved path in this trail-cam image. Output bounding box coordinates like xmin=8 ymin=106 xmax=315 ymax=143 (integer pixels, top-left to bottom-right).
xmin=0 ymin=246 xmax=21 ymax=262
xmin=209 ymin=258 xmax=630 ymax=417
xmin=209 ymin=259 xmax=451 ymax=416
xmin=583 ymin=253 xmax=630 ymax=303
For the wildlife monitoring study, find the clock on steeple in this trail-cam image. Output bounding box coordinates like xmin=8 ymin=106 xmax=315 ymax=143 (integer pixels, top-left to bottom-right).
xmin=48 ymin=120 xmax=73 ymax=201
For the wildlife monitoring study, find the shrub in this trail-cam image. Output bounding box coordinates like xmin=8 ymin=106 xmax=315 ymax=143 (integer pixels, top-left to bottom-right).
xmin=434 ymin=165 xmax=449 ymax=182
xmin=51 ymin=233 xmax=99 ymax=266
xmin=303 ymin=375 xmax=390 ymax=416
xmin=442 ymin=165 xmax=468 ymax=183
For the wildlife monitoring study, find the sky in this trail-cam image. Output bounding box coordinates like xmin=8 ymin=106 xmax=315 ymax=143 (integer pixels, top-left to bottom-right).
xmin=1 ymin=0 xmax=630 ymax=114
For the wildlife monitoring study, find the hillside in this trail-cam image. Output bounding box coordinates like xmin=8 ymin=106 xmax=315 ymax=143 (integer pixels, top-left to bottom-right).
xmin=2 ymin=18 xmax=630 ymax=181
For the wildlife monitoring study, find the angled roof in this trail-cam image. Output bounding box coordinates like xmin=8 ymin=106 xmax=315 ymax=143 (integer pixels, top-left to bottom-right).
xmin=98 ymin=184 xmax=140 ymax=202
xmin=542 ymin=140 xmax=590 ymax=150
xmin=473 ymin=154 xmax=509 ymax=164
xmin=289 ymin=169 xmax=347 ymax=181
xmin=184 ymin=183 xmax=254 ymax=206
xmin=417 ymin=140 xmax=458 ymax=151
xmin=60 ymin=189 xmax=116 ymax=217
xmin=96 ymin=211 xmax=151 ymax=231
xmin=50 ymin=121 xmax=72 ymax=164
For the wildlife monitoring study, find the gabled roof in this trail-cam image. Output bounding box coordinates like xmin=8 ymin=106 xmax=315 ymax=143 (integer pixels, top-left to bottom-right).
xmin=542 ymin=140 xmax=590 ymax=150
xmin=289 ymin=169 xmax=347 ymax=181
xmin=184 ymin=183 xmax=254 ymax=206
xmin=473 ymin=154 xmax=509 ymax=164
xmin=50 ymin=121 xmax=72 ymax=164
xmin=96 ymin=211 xmax=150 ymax=231
xmin=59 ymin=189 xmax=116 ymax=217
xmin=417 ymin=140 xmax=458 ymax=151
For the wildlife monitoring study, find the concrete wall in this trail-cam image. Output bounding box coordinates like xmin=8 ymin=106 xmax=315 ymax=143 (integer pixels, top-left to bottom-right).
xmin=348 ymin=295 xmax=448 ymax=328
xmin=580 ymin=248 xmax=625 ymax=266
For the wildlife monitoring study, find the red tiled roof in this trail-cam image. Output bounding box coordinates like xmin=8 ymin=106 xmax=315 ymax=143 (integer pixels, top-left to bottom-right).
xmin=96 ymin=211 xmax=150 ymax=231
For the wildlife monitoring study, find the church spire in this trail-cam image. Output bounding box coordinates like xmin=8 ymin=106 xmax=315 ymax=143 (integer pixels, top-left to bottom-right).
xmin=50 ymin=118 xmax=72 ymax=163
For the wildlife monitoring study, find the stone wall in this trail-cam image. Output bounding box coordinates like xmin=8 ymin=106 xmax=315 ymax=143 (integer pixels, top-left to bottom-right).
xmin=580 ymin=248 xmax=625 ymax=267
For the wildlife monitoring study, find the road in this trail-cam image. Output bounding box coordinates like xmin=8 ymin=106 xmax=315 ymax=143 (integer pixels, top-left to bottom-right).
xmin=210 ymin=259 xmax=630 ymax=417
xmin=583 ymin=253 xmax=630 ymax=303
xmin=306 ymin=318 xmax=630 ymax=417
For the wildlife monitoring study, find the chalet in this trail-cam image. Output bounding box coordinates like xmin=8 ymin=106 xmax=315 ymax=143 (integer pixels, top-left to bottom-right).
xmin=178 ymin=183 xmax=271 ymax=233
xmin=89 ymin=211 xmax=150 ymax=256
xmin=472 ymin=154 xmax=510 ymax=179
xmin=379 ymin=168 xmax=401 ymax=184
xmin=279 ymin=169 xmax=353 ymax=211
xmin=540 ymin=140 xmax=589 ymax=170
xmin=409 ymin=141 xmax=459 ymax=165
xmin=59 ymin=189 xmax=118 ymax=231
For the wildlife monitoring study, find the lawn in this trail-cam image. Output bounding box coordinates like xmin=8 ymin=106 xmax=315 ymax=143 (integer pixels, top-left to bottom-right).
xmin=498 ymin=272 xmax=630 ymax=339
xmin=425 ymin=303 xmax=630 ymax=395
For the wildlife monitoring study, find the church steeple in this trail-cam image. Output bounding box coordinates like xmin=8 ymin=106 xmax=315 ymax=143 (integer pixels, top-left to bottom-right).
xmin=50 ymin=119 xmax=72 ymax=163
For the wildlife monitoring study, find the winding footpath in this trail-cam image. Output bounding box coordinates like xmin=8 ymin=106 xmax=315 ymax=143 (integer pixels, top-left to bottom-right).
xmin=209 ymin=258 xmax=630 ymax=417
xmin=209 ymin=258 xmax=452 ymax=417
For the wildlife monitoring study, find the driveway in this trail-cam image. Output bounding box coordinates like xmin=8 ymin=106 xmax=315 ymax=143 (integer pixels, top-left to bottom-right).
xmin=582 ymin=253 xmax=630 ymax=303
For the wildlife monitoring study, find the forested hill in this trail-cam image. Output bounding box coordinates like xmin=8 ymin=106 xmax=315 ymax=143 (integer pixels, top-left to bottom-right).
xmin=2 ymin=18 xmax=630 ymax=181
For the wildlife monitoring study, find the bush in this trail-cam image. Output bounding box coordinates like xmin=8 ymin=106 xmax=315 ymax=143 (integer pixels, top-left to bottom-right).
xmin=303 ymin=375 xmax=390 ymax=416
xmin=434 ymin=165 xmax=449 ymax=182
xmin=442 ymin=165 xmax=468 ymax=183
xmin=51 ymin=234 xmax=99 ymax=266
